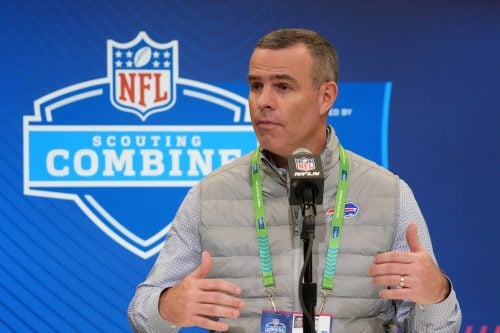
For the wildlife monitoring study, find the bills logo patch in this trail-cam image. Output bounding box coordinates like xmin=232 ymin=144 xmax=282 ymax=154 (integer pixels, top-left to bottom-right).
xmin=326 ymin=201 xmax=360 ymax=220
xmin=295 ymin=157 xmax=315 ymax=171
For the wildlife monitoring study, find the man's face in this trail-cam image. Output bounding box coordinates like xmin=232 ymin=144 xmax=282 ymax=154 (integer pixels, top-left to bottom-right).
xmin=247 ymin=44 xmax=336 ymax=161
xmin=295 ymin=316 xmax=303 ymax=327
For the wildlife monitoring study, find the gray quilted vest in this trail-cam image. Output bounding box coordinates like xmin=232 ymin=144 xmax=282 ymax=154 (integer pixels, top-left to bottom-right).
xmin=200 ymin=128 xmax=399 ymax=332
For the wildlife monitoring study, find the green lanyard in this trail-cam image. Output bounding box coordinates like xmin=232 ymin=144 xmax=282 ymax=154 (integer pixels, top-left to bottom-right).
xmin=251 ymin=148 xmax=275 ymax=288
xmin=251 ymin=144 xmax=349 ymax=298
xmin=321 ymin=144 xmax=349 ymax=291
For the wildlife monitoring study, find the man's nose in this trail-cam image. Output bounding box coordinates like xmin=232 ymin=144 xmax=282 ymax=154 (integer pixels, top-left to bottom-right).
xmin=256 ymin=86 xmax=274 ymax=110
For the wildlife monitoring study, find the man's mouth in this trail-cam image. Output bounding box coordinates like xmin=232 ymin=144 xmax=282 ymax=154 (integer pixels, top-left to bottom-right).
xmin=257 ymin=120 xmax=279 ymax=129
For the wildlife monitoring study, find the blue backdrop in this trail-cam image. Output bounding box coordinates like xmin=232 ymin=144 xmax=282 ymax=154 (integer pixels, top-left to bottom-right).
xmin=1 ymin=1 xmax=499 ymax=332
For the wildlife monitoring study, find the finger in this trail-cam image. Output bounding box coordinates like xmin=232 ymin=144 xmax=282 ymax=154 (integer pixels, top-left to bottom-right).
xmin=191 ymin=251 xmax=212 ymax=280
xmin=406 ymin=223 xmax=425 ymax=253
xmin=371 ymin=275 xmax=410 ymax=288
xmin=197 ymin=278 xmax=242 ymax=296
xmin=373 ymin=251 xmax=414 ymax=264
xmin=194 ymin=302 xmax=242 ymax=320
xmin=191 ymin=315 xmax=230 ymax=332
xmin=368 ymin=263 xmax=411 ymax=277
xmin=379 ymin=287 xmax=413 ymax=301
xmin=196 ymin=290 xmax=245 ymax=309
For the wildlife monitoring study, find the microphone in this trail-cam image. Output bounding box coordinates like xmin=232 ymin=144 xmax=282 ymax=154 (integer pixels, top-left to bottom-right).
xmin=287 ymin=148 xmax=324 ymax=208
xmin=288 ymin=149 xmax=324 ymax=333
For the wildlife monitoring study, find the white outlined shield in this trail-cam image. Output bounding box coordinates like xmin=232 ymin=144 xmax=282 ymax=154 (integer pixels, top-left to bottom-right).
xmin=295 ymin=157 xmax=316 ymax=171
xmin=108 ymin=32 xmax=178 ymax=121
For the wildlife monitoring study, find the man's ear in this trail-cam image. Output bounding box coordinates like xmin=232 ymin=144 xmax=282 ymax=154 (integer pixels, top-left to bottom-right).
xmin=319 ymin=81 xmax=338 ymax=116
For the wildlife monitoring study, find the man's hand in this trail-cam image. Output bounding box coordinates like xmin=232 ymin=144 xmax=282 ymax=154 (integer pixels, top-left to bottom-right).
xmin=368 ymin=223 xmax=450 ymax=305
xmin=159 ymin=251 xmax=245 ymax=331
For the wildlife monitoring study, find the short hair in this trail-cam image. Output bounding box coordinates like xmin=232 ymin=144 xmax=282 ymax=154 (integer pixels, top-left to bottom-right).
xmin=255 ymin=28 xmax=339 ymax=88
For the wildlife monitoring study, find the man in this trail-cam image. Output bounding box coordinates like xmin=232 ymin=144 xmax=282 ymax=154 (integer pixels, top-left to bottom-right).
xmin=294 ymin=315 xmax=303 ymax=329
xmin=128 ymin=28 xmax=461 ymax=332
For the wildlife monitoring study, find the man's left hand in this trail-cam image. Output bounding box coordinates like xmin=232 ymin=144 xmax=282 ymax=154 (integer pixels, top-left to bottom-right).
xmin=368 ymin=223 xmax=450 ymax=304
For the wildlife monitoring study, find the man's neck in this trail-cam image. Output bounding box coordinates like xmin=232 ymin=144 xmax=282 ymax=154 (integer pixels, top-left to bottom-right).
xmin=267 ymin=127 xmax=331 ymax=169
xmin=270 ymin=153 xmax=288 ymax=169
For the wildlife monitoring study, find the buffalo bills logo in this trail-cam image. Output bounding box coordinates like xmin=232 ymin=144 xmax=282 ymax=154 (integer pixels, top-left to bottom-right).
xmin=326 ymin=201 xmax=359 ymax=221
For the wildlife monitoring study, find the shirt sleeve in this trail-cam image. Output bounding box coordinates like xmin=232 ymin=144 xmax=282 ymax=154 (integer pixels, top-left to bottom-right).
xmin=393 ymin=179 xmax=462 ymax=332
xmin=128 ymin=184 xmax=203 ymax=333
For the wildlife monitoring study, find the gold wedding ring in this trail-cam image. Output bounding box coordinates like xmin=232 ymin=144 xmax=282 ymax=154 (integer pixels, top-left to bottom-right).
xmin=399 ymin=275 xmax=405 ymax=288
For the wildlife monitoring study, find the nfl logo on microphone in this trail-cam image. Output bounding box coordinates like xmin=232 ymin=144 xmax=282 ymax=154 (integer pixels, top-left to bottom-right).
xmin=295 ymin=157 xmax=316 ymax=171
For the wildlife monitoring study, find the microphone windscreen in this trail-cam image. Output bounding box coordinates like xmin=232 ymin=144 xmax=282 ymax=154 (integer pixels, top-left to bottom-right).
xmin=292 ymin=148 xmax=312 ymax=155
xmin=287 ymin=149 xmax=324 ymax=206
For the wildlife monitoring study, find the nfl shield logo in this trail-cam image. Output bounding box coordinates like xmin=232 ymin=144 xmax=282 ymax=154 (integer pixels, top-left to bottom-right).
xmin=107 ymin=32 xmax=178 ymax=121
xmin=295 ymin=157 xmax=316 ymax=171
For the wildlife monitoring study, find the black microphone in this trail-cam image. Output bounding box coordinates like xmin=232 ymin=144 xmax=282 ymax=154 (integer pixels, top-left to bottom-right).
xmin=288 ymin=148 xmax=324 ymax=333
xmin=287 ymin=148 xmax=324 ymax=208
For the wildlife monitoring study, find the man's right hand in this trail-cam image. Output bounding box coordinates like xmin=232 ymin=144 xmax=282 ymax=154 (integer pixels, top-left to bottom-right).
xmin=158 ymin=251 xmax=245 ymax=332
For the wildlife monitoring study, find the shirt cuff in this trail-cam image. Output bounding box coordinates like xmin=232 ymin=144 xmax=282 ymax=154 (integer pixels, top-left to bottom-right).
xmin=412 ymin=283 xmax=460 ymax=330
xmin=146 ymin=289 xmax=180 ymax=333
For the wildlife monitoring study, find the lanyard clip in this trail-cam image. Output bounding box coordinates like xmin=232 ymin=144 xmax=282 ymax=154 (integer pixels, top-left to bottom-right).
xmin=318 ymin=289 xmax=331 ymax=314
xmin=265 ymin=287 xmax=277 ymax=312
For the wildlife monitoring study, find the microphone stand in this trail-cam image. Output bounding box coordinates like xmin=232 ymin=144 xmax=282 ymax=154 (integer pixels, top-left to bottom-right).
xmin=300 ymin=186 xmax=317 ymax=333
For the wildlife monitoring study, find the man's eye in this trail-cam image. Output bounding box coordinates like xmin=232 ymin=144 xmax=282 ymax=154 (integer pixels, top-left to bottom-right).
xmin=277 ymin=84 xmax=290 ymax=91
xmin=250 ymin=83 xmax=262 ymax=91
